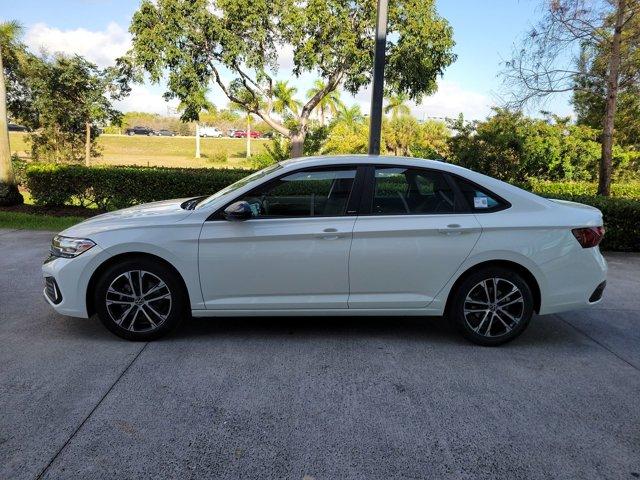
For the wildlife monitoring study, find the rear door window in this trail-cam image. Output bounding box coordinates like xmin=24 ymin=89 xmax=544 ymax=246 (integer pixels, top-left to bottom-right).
xmin=371 ymin=167 xmax=456 ymax=214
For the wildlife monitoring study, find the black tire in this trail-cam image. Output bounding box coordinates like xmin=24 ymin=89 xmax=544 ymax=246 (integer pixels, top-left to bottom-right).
xmin=94 ymin=258 xmax=187 ymax=341
xmin=449 ymin=266 xmax=534 ymax=346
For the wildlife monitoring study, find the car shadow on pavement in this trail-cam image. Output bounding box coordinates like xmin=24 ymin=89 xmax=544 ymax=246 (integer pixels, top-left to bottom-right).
xmin=165 ymin=313 xmax=577 ymax=348
xmin=53 ymin=312 xmax=578 ymax=348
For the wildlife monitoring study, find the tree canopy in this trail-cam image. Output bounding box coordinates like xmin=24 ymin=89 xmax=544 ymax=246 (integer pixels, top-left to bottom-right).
xmin=128 ymin=0 xmax=456 ymax=156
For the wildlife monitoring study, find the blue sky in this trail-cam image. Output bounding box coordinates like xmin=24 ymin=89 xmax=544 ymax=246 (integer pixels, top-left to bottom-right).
xmin=2 ymin=0 xmax=572 ymax=119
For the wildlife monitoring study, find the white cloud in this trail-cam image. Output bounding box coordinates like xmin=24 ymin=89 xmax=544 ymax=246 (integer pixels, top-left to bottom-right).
xmin=342 ymin=80 xmax=492 ymax=121
xmin=24 ymin=22 xmax=131 ymax=68
xmin=113 ymin=84 xmax=180 ymax=115
xmin=410 ymin=81 xmax=492 ymax=121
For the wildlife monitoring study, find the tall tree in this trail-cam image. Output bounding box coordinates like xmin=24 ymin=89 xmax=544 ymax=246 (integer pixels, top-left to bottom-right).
xmin=572 ymin=10 xmax=640 ymax=148
xmin=384 ymin=93 xmax=411 ymax=118
xmin=307 ymin=79 xmax=343 ymax=125
xmin=26 ymin=55 xmax=126 ymax=164
xmin=0 ymin=21 xmax=25 ymax=206
xmin=502 ymin=0 xmax=639 ymax=195
xmin=127 ymin=0 xmax=456 ymax=158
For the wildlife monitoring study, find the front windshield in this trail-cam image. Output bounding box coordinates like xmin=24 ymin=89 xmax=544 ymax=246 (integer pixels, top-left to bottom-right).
xmin=195 ymin=163 xmax=283 ymax=209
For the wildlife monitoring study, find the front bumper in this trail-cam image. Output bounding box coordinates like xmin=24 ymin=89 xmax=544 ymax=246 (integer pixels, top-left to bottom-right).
xmin=42 ymin=244 xmax=105 ymax=318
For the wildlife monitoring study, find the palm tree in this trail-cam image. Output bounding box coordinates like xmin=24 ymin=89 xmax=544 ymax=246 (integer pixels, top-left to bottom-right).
xmin=384 ymin=93 xmax=411 ymax=119
xmin=0 ymin=21 xmax=23 ymax=206
xmin=306 ymin=80 xmax=343 ymax=126
xmin=335 ymin=104 xmax=365 ymax=129
xmin=272 ymin=80 xmax=302 ymax=116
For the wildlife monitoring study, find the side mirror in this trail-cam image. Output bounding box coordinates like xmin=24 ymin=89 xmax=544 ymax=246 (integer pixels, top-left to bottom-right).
xmin=224 ymin=201 xmax=253 ymax=221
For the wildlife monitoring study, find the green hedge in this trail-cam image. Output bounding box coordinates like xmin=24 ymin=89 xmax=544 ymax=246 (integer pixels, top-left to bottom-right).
xmin=527 ymin=179 xmax=640 ymax=200
xmin=25 ymin=163 xmax=639 ymax=251
xmin=26 ymin=164 xmax=255 ymax=210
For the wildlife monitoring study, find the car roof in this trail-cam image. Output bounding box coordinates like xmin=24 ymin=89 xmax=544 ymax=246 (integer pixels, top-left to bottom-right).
xmin=280 ymin=155 xmax=471 ymax=176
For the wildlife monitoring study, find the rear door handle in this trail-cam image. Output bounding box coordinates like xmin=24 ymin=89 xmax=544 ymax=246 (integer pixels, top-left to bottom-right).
xmin=316 ymin=227 xmax=342 ymax=240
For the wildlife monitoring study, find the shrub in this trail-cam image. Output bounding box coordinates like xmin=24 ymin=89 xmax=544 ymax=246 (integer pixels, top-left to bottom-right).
xmin=10 ymin=154 xmax=28 ymax=185
xmin=26 ymin=164 xmax=255 ymax=210
xmin=526 ymin=179 xmax=640 ymax=200
xmin=206 ymin=151 xmax=228 ymax=164
xmin=251 ymin=152 xmax=277 ymax=170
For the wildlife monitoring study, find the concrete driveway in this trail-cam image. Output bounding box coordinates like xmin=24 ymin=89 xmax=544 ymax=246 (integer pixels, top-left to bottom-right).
xmin=1 ymin=228 xmax=639 ymax=480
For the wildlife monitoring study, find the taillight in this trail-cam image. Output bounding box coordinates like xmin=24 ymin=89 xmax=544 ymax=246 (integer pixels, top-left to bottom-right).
xmin=571 ymin=226 xmax=605 ymax=248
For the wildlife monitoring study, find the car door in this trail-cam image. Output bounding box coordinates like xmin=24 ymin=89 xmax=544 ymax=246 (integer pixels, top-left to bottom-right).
xmin=198 ymin=165 xmax=363 ymax=310
xmin=348 ymin=166 xmax=482 ymax=309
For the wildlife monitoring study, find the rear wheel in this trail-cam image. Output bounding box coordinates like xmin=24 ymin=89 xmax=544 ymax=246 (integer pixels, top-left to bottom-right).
xmin=94 ymin=258 xmax=187 ymax=341
xmin=449 ymin=267 xmax=534 ymax=346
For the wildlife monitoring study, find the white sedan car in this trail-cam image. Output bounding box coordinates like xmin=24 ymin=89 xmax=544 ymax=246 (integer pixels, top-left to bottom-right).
xmin=43 ymin=156 xmax=607 ymax=345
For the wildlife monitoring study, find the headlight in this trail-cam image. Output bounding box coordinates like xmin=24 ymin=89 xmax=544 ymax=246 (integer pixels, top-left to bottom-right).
xmin=51 ymin=235 xmax=96 ymax=258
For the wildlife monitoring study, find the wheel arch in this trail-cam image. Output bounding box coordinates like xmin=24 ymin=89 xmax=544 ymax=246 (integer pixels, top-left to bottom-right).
xmin=86 ymin=252 xmax=191 ymax=317
xmin=444 ymin=259 xmax=542 ymax=316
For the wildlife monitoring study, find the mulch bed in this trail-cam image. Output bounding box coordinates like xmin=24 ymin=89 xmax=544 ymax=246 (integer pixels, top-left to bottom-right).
xmin=0 ymin=204 xmax=103 ymax=218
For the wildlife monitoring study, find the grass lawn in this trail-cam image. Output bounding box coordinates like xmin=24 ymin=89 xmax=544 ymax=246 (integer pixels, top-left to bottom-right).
xmin=0 ymin=211 xmax=86 ymax=231
xmin=10 ymin=132 xmax=265 ymax=169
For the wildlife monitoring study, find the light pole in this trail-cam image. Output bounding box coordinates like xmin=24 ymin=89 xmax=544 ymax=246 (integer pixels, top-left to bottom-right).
xmin=368 ymin=0 xmax=389 ymax=155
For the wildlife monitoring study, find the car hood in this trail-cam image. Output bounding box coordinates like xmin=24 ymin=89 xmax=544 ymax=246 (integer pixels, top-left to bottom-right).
xmin=60 ymin=198 xmax=195 ymax=238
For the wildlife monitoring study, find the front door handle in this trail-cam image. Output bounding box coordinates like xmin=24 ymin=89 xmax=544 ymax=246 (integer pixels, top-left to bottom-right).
xmin=438 ymin=224 xmax=464 ymax=236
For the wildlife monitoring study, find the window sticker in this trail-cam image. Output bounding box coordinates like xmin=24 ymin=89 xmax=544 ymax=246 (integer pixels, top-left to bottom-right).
xmin=474 ymin=196 xmax=489 ymax=209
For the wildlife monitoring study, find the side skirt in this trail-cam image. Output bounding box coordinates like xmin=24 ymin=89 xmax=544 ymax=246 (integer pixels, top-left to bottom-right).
xmin=191 ymin=307 xmax=444 ymax=318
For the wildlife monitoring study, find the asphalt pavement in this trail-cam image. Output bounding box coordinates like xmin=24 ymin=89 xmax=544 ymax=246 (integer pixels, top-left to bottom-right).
xmin=1 ymin=228 xmax=639 ymax=480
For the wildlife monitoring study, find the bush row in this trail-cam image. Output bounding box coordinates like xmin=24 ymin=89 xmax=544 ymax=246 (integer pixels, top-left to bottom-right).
xmin=26 ymin=164 xmax=255 ymax=210
xmin=527 ymin=178 xmax=640 ymax=200
xmin=25 ymin=163 xmax=639 ymax=251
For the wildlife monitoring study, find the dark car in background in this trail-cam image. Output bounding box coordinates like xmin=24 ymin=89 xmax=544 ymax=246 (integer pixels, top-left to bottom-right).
xmin=8 ymin=123 xmax=29 ymax=132
xmin=125 ymin=126 xmax=156 ymax=136
xmin=156 ymin=129 xmax=176 ymax=137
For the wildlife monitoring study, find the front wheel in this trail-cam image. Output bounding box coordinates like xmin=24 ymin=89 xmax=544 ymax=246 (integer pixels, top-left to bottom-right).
xmin=449 ymin=267 xmax=534 ymax=346
xmin=94 ymin=258 xmax=187 ymax=341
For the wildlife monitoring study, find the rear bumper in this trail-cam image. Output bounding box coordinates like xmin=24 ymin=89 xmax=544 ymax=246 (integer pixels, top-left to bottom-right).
xmin=538 ymin=247 xmax=607 ymax=315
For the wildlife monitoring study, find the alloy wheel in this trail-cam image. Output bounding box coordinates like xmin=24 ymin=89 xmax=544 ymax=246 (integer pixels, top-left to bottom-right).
xmin=463 ymin=277 xmax=524 ymax=338
xmin=105 ymin=270 xmax=172 ymax=332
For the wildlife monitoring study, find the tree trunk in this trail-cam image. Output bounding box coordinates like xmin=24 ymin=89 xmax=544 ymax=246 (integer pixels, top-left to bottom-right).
xmin=195 ymin=124 xmax=201 ymax=158
xmin=290 ymin=131 xmax=306 ymax=158
xmin=84 ymin=122 xmax=91 ymax=166
xmin=0 ymin=47 xmax=22 ymax=206
xmin=0 ymin=48 xmax=15 ymax=185
xmin=246 ymin=116 xmax=251 ymax=158
xmin=598 ymin=0 xmax=626 ymax=196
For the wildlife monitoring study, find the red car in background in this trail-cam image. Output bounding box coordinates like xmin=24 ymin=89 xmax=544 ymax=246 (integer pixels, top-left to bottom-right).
xmin=232 ymin=130 xmax=262 ymax=139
